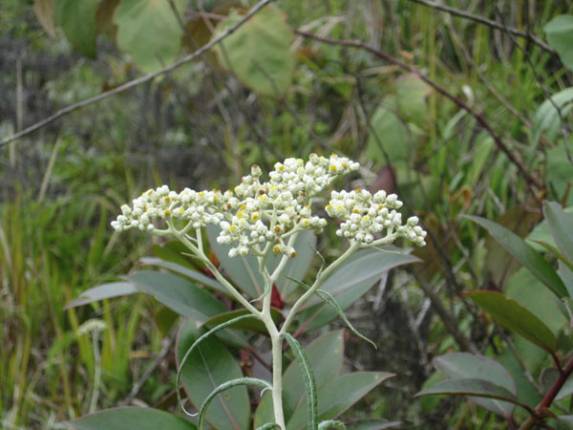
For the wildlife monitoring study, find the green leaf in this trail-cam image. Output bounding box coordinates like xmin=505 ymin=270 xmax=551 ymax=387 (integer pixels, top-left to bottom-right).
xmin=416 ymin=378 xmax=522 ymax=407
xmin=55 ymin=0 xmax=101 ymax=56
xmin=113 ymin=0 xmax=185 ymax=72
xmin=434 ymin=353 xmax=517 ymax=416
xmin=130 ymin=270 xmax=225 ymax=322
xmin=545 ymin=15 xmax=573 ymax=71
xmin=366 ymin=102 xmax=411 ymax=163
xmin=283 ymin=333 xmax=318 ymax=430
xmin=278 ymin=230 xmax=316 ymax=301
xmin=287 ymin=372 xmax=394 ymax=430
xmin=198 ymin=377 xmax=271 ymax=430
xmin=256 ymin=425 xmax=282 ymax=430
xmin=532 ymin=87 xmax=573 ymax=144
xmin=67 ymin=282 xmax=137 ymax=308
xmin=69 ymin=407 xmax=197 ymax=430
xmin=298 ymin=249 xmax=419 ymax=330
xmin=469 ymin=291 xmax=558 ymax=353
xmin=396 ymin=74 xmax=431 ymax=126
xmin=140 ymin=256 xmax=227 ymax=294
xmin=315 ymin=289 xmax=376 ymax=349
xmin=283 ymin=331 xmax=344 ymax=424
xmin=176 ymin=314 xmax=257 ymax=416
xmin=215 ymin=5 xmax=295 ymax=96
xmin=528 ymin=206 xmax=573 ymax=252
xmin=177 ymin=320 xmax=250 ymax=430
xmin=351 ymin=420 xmax=401 ymax=430
xmin=466 ymin=215 xmax=568 ymax=298
xmin=544 ymin=201 xmax=573 ymax=266
xmin=506 ymin=268 xmax=566 ymax=334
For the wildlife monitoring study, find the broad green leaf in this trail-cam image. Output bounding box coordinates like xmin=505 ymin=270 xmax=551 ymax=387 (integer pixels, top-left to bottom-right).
xmin=140 ymin=256 xmax=227 ymax=294
xmin=215 ymin=6 xmax=295 ymax=96
xmin=55 ymin=0 xmax=101 ymax=56
xmin=416 ymin=378 xmax=521 ymax=407
xmin=130 ymin=271 xmax=225 ymax=322
xmin=532 ymin=88 xmax=573 ymax=145
xmin=466 ymin=215 xmax=567 ymax=298
xmin=69 ymin=407 xmax=197 ymax=430
xmin=469 ymin=291 xmax=558 ymax=353
xmin=67 ymin=282 xmax=137 ymax=308
xmin=177 ymin=320 xmax=250 ymax=430
xmin=396 ymin=74 xmax=431 ymax=126
xmin=544 ymin=201 xmax=573 ymax=266
xmin=283 ymin=333 xmax=318 ymax=430
xmin=114 ymin=0 xmax=185 ymax=72
xmin=467 ymin=135 xmax=494 ymax=186
xmin=298 ymin=249 xmax=419 ymax=331
xmin=287 ymin=372 xmax=394 ymax=429
xmin=506 ymin=268 xmax=566 ymax=334
xmin=528 ymin=206 xmax=573 ymax=252
xmin=198 ymin=377 xmax=271 ymax=430
xmin=367 ymin=102 xmax=411 ymax=164
xmin=318 ymin=421 xmax=346 ymax=430
xmin=434 ymin=352 xmax=517 ymax=416
xmin=255 ymin=331 xmax=345 ymax=428
xmin=545 ymin=16 xmax=573 ymax=71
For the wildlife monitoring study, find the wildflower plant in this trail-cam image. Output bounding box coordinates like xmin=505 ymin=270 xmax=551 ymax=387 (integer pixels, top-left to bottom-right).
xmin=71 ymin=154 xmax=426 ymax=430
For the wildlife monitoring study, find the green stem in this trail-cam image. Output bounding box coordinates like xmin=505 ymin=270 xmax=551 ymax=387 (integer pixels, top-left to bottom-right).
xmin=280 ymin=241 xmax=360 ymax=335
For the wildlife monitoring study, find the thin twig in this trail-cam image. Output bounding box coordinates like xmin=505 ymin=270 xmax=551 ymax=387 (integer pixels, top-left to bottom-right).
xmin=407 ymin=0 xmax=555 ymax=54
xmin=0 ymin=0 xmax=275 ymax=148
xmin=295 ymin=29 xmax=544 ymax=192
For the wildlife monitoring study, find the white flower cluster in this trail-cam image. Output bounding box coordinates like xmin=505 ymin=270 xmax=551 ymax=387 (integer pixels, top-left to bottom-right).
xmin=110 ymin=185 xmax=224 ymax=232
xmin=111 ymin=154 xmax=426 ymax=257
xmin=216 ymin=154 xmax=359 ymax=257
xmin=325 ymin=189 xmax=427 ymax=246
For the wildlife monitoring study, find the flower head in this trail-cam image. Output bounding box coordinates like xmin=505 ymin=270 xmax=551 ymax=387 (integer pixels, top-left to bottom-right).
xmin=111 ymin=154 xmax=425 ymax=257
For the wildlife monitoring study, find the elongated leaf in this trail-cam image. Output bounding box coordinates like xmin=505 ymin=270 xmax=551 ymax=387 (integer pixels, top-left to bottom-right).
xmin=434 ymin=353 xmax=516 ymax=416
xmin=140 ymin=256 xmax=227 ymax=294
xmin=198 ymin=378 xmax=271 ymax=429
xmin=469 ymin=291 xmax=558 ymax=353
xmin=55 ymin=0 xmax=101 ymax=56
xmin=215 ymin=5 xmax=295 ymax=96
xmin=278 ymin=230 xmax=316 ymax=301
xmin=130 ymin=270 xmax=225 ymax=322
xmin=177 ymin=321 xmax=250 ymax=430
xmin=287 ymin=372 xmax=394 ymax=430
xmin=298 ymin=249 xmax=419 ymax=330
xmin=256 ymin=424 xmax=282 ymax=430
xmin=352 ymin=420 xmax=401 ymax=430
xmin=283 ymin=333 xmax=318 ymax=430
xmin=466 ymin=215 xmax=567 ymax=298
xmin=544 ymin=202 xmax=573 ymax=267
xmin=69 ymin=407 xmax=197 ymax=430
xmin=416 ymin=378 xmax=522 ymax=407
xmin=532 ymin=87 xmax=573 ymax=144
xmin=176 ymin=314 xmax=257 ymax=416
xmin=545 ymin=16 xmax=573 ymax=71
xmin=114 ymin=0 xmax=185 ymax=72
xmin=67 ymin=282 xmax=137 ymax=308
xmin=315 ymin=289 xmax=376 ymax=349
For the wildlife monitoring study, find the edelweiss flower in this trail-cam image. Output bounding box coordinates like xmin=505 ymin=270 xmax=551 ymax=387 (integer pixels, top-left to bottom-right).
xmin=326 ymin=189 xmax=427 ymax=246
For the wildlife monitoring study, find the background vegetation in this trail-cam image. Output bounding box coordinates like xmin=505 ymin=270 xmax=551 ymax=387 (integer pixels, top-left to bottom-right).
xmin=2 ymin=0 xmax=573 ymax=428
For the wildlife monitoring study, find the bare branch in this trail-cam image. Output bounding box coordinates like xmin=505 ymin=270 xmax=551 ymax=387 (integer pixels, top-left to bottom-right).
xmin=407 ymin=0 xmax=555 ymax=54
xmin=295 ymin=29 xmax=545 ymax=192
xmin=0 ymin=0 xmax=275 ymax=148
